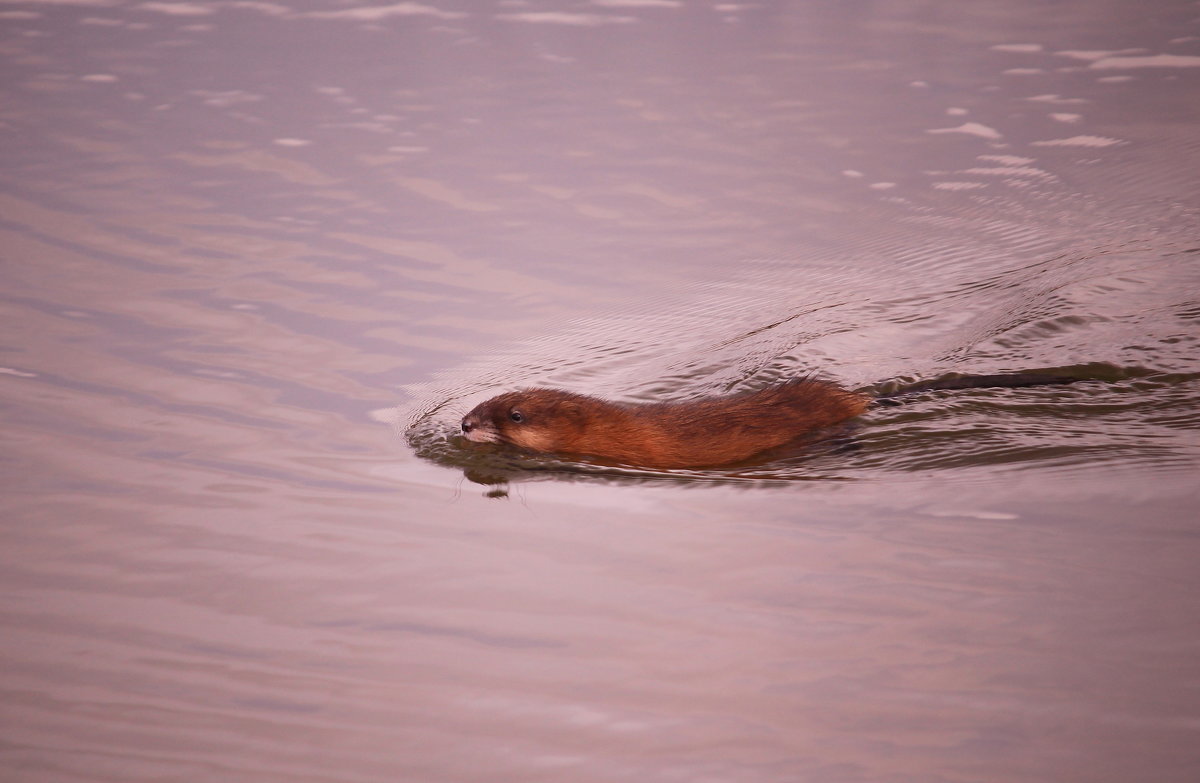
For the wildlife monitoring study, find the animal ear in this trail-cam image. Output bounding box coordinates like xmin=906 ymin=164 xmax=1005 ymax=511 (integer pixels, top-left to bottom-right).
xmin=555 ymin=400 xmax=584 ymax=419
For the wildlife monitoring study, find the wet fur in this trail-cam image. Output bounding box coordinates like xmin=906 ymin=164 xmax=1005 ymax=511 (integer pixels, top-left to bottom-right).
xmin=461 ymin=380 xmax=870 ymax=469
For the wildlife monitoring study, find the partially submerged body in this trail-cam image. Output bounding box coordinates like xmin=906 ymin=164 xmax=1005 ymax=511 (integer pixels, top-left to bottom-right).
xmin=459 ymin=380 xmax=870 ymax=469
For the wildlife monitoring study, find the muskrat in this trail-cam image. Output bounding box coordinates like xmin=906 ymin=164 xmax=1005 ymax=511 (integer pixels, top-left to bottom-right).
xmin=459 ymin=373 xmax=1081 ymax=469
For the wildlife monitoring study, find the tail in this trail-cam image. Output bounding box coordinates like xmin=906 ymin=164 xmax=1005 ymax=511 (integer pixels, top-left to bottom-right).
xmin=872 ymin=372 xmax=1085 ymax=406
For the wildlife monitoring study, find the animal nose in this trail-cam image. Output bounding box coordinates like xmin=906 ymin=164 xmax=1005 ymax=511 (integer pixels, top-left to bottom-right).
xmin=461 ymin=418 xmax=473 ymax=433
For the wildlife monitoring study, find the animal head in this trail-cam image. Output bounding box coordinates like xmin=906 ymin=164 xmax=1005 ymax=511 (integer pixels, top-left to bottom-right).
xmin=460 ymin=388 xmax=592 ymax=453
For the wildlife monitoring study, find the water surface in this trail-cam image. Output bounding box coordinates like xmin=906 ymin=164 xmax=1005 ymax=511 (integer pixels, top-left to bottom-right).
xmin=2 ymin=1 xmax=1199 ymax=781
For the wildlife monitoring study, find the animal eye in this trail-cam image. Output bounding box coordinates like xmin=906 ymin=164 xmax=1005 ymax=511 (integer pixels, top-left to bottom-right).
xmin=509 ymin=410 xmax=524 ymax=423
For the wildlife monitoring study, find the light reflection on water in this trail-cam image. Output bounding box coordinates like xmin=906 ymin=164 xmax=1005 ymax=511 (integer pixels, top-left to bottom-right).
xmin=2 ymin=1 xmax=1200 ymax=782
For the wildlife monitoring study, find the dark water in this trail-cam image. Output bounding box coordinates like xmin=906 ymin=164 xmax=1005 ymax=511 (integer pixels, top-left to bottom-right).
xmin=2 ymin=1 xmax=1199 ymax=781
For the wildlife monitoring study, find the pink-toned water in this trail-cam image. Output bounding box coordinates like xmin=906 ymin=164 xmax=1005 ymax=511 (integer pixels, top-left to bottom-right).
xmin=2 ymin=2 xmax=1198 ymax=781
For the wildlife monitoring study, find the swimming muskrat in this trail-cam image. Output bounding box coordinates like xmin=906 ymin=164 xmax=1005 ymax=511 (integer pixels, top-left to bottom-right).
xmin=459 ymin=373 xmax=1080 ymax=469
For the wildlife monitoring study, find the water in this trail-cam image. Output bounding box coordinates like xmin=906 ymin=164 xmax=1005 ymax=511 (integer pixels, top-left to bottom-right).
xmin=2 ymin=2 xmax=1199 ymax=781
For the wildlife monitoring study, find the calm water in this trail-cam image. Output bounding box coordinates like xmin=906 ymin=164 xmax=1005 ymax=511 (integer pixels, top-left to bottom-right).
xmin=2 ymin=1 xmax=1199 ymax=781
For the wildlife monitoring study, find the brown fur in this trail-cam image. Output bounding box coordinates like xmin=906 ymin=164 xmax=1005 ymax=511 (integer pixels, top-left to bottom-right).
xmin=460 ymin=380 xmax=870 ymax=469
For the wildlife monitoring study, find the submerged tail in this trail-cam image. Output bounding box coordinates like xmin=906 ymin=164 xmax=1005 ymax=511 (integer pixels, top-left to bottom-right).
xmin=872 ymin=372 xmax=1086 ymax=406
